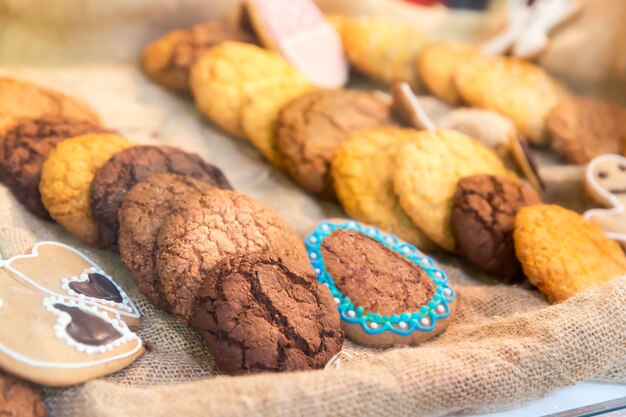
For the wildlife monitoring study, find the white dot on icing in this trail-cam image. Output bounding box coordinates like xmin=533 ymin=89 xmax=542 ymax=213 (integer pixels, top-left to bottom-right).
xmin=399 ymin=321 xmax=407 ymax=329
xmin=420 ymin=318 xmax=430 ymax=326
xmin=437 ymin=305 xmax=445 ymax=313
xmin=315 ymin=268 xmax=321 ymax=274
xmin=370 ymin=322 xmax=379 ymax=329
xmin=309 ymin=252 xmax=318 ymax=260
xmin=333 ymin=297 xmax=340 ymax=304
xmin=309 ymin=236 xmax=317 ymax=244
xmin=443 ymin=288 xmax=452 ymax=296
xmin=347 ymin=310 xmax=355 ymax=318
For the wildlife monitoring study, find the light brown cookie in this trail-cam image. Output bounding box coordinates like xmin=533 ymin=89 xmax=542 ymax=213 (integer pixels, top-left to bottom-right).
xmin=514 ymin=204 xmax=626 ymax=303
xmin=277 ymin=89 xmax=393 ymax=198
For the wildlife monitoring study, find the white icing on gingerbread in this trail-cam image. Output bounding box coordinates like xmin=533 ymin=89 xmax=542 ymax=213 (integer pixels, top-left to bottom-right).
xmin=391 ymin=82 xmax=437 ymax=132
xmin=584 ymin=154 xmax=626 ymax=245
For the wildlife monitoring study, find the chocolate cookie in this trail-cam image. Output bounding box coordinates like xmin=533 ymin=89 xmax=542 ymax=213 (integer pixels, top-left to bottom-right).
xmin=0 ymin=116 xmax=108 ymax=218
xmin=118 ymin=174 xmax=217 ymax=311
xmin=548 ymin=97 xmax=626 ymax=164
xmin=90 ymin=145 xmax=232 ymax=248
xmin=451 ymin=175 xmax=541 ymax=282
xmin=276 ymin=89 xmax=393 ymax=199
xmin=0 ymin=370 xmax=47 ymax=417
xmin=156 ymin=189 xmax=310 ymax=324
xmin=190 ymin=253 xmax=343 ymax=375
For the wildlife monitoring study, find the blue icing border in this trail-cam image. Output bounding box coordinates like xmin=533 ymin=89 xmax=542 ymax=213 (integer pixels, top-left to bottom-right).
xmin=305 ymin=220 xmax=455 ymax=336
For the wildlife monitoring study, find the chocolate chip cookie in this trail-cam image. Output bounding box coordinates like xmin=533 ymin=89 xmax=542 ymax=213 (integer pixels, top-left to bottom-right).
xmin=277 ymin=89 xmax=393 ymax=198
xmin=0 ymin=370 xmax=47 ymax=417
xmin=118 ymin=174 xmax=217 ymax=311
xmin=90 ymin=145 xmax=232 ymax=248
xmin=451 ymin=175 xmax=541 ymax=283
xmin=0 ymin=116 xmax=108 ymax=218
xmin=190 ymin=253 xmax=343 ymax=375
xmin=156 ymin=189 xmax=310 ymax=324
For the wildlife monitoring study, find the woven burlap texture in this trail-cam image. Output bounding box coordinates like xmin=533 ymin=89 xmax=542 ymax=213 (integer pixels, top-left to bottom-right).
xmin=1 ymin=183 xmax=624 ymax=417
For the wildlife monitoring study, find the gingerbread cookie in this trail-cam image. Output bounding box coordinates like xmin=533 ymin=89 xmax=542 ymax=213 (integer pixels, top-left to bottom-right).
xmin=331 ymin=127 xmax=433 ymax=250
xmin=277 ymin=89 xmax=393 ymax=198
xmin=514 ymin=204 xmax=626 ymax=302
xmin=0 ymin=117 xmax=109 ymax=219
xmin=118 ymin=174 xmax=217 ymax=311
xmin=0 ymin=77 xmax=100 ymax=136
xmin=417 ymin=42 xmax=478 ymax=105
xmin=244 ymin=0 xmax=348 ymax=88
xmin=0 ymin=242 xmax=143 ymax=386
xmin=39 ymin=134 xmax=134 ymax=244
xmin=141 ymin=21 xmax=257 ymax=93
xmin=393 ymin=129 xmax=516 ymax=252
xmin=455 ymin=54 xmax=569 ymax=145
xmin=0 ymin=370 xmax=46 ymax=417
xmin=156 ymin=189 xmax=309 ymax=324
xmin=583 ymin=154 xmax=626 ymax=248
xmin=306 ymin=220 xmax=456 ymax=347
xmin=190 ymin=41 xmax=307 ymax=138
xmin=548 ymin=97 xmax=626 ymax=164
xmin=191 ymin=253 xmax=343 ymax=374
xmin=90 ymin=145 xmax=232 ymax=248
xmin=452 ymin=175 xmax=541 ymax=282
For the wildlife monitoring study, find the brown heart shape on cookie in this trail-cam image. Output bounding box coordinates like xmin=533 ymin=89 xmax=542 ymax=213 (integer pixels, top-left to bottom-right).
xmin=305 ymin=220 xmax=456 ymax=348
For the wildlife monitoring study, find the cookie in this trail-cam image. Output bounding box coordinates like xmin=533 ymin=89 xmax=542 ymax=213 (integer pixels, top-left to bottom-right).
xmin=118 ymin=174 xmax=217 ymax=311
xmin=454 ymin=54 xmax=569 ymax=145
xmin=190 ymin=253 xmax=343 ymax=374
xmin=241 ymin=80 xmax=313 ymax=167
xmin=548 ymin=97 xmax=626 ymax=164
xmin=156 ymin=189 xmax=310 ymax=324
xmin=0 ymin=117 xmax=109 ymax=219
xmin=39 ymin=134 xmax=134 ymax=244
xmin=190 ymin=41 xmax=307 ymax=138
xmin=90 ymin=145 xmax=232 ymax=248
xmin=0 ymin=242 xmax=143 ymax=386
xmin=339 ymin=16 xmax=426 ymax=87
xmin=331 ymin=127 xmax=434 ymax=250
xmin=583 ymin=154 xmax=626 ymax=248
xmin=0 ymin=370 xmax=46 ymax=417
xmin=277 ymin=89 xmax=393 ymax=198
xmin=417 ymin=42 xmax=478 ymax=105
xmin=306 ymin=220 xmax=456 ymax=347
xmin=244 ymin=0 xmax=348 ymax=88
xmin=141 ymin=21 xmax=257 ymax=94
xmin=0 ymin=77 xmax=100 ymax=136
xmin=514 ymin=204 xmax=626 ymax=302
xmin=451 ymin=175 xmax=541 ymax=282
xmin=393 ymin=129 xmax=516 ymax=252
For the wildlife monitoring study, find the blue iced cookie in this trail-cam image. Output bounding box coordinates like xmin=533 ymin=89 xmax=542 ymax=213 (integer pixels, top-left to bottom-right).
xmin=305 ymin=220 xmax=456 ymax=347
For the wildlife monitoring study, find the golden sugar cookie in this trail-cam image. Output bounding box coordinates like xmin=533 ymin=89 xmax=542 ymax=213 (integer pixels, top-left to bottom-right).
xmin=393 ymin=129 xmax=516 ymax=252
xmin=417 ymin=42 xmax=478 ymax=105
xmin=190 ymin=41 xmax=307 ymax=138
xmin=454 ymin=54 xmax=569 ymax=145
xmin=241 ymin=81 xmax=313 ymax=167
xmin=340 ymin=16 xmax=426 ymax=87
xmin=40 ymin=134 xmax=133 ymax=244
xmin=331 ymin=127 xmax=434 ymax=250
xmin=0 ymin=77 xmax=100 ymax=135
xmin=514 ymin=204 xmax=626 ymax=303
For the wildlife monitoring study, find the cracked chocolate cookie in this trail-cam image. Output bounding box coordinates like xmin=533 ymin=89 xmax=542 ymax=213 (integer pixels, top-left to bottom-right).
xmin=118 ymin=174 xmax=217 ymax=311
xmin=276 ymin=89 xmax=393 ymax=199
xmin=90 ymin=145 xmax=233 ymax=248
xmin=156 ymin=189 xmax=310 ymax=324
xmin=0 ymin=370 xmax=47 ymax=417
xmin=451 ymin=175 xmax=541 ymax=283
xmin=0 ymin=116 xmax=109 ymax=219
xmin=141 ymin=21 xmax=257 ymax=93
xmin=190 ymin=253 xmax=343 ymax=375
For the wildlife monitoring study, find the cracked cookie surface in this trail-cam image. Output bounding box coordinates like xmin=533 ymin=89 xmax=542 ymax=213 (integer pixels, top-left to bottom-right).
xmin=0 ymin=370 xmax=47 ymax=417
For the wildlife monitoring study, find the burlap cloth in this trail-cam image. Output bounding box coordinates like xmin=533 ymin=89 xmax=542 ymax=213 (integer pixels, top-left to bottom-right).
xmin=0 ymin=1 xmax=625 ymax=416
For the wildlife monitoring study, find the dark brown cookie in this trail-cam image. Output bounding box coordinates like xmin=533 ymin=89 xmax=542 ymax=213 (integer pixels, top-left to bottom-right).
xmin=190 ymin=253 xmax=343 ymax=375
xmin=118 ymin=174 xmax=217 ymax=311
xmin=276 ymin=89 xmax=393 ymax=199
xmin=156 ymin=189 xmax=310 ymax=324
xmin=0 ymin=116 xmax=107 ymax=218
xmin=90 ymin=145 xmax=233 ymax=248
xmin=320 ymin=229 xmax=436 ymax=315
xmin=0 ymin=370 xmax=47 ymax=417
xmin=548 ymin=97 xmax=626 ymax=164
xmin=451 ymin=175 xmax=541 ymax=283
